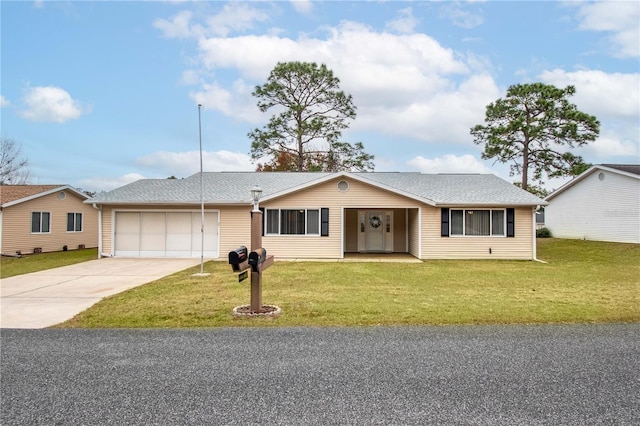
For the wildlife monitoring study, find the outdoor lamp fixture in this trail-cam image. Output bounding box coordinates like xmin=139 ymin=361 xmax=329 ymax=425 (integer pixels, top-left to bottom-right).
xmin=251 ymin=185 xmax=262 ymax=211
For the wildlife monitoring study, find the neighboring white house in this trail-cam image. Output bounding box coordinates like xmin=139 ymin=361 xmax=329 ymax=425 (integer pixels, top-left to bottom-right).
xmin=544 ymin=164 xmax=640 ymax=244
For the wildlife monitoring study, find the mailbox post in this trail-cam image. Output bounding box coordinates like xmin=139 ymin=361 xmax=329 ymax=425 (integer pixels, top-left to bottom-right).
xmin=250 ymin=207 xmax=263 ymax=312
xmin=229 ymin=186 xmax=276 ymax=316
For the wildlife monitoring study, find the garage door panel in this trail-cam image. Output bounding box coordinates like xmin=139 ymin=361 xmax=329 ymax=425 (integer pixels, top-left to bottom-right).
xmin=167 ymin=213 xmax=192 ymax=233
xmin=140 ymin=213 xmax=166 ymax=255
xmin=115 ymin=211 xmax=219 ymax=258
xmin=115 ymin=212 xmax=140 ymax=255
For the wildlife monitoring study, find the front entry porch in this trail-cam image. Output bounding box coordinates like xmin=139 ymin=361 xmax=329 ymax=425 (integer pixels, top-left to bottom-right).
xmin=343 ymin=208 xmax=420 ymax=257
xmin=341 ymin=252 xmax=421 ymax=263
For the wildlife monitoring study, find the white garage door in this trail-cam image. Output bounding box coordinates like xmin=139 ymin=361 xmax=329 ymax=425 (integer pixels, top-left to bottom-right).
xmin=114 ymin=211 xmax=219 ymax=258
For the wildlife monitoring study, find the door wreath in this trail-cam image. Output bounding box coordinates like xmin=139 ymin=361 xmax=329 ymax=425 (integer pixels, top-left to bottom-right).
xmin=369 ymin=215 xmax=382 ymax=228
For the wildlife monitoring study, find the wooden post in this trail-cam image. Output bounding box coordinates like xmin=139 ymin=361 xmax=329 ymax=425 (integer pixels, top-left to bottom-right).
xmin=250 ymin=209 xmax=263 ymax=313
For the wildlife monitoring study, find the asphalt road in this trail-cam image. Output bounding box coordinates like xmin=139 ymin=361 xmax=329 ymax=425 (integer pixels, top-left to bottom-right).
xmin=1 ymin=324 xmax=638 ymax=425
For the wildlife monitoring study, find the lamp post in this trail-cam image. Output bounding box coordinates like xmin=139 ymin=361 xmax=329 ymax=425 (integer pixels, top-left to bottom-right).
xmin=250 ymin=185 xmax=263 ymax=311
xmin=229 ymin=185 xmax=277 ymax=317
xmin=250 ymin=185 xmax=262 ymax=212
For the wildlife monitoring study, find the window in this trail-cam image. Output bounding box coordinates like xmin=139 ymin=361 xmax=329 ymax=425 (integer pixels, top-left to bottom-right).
xmin=450 ymin=209 xmax=505 ymax=236
xmin=265 ymin=209 xmax=320 ymax=235
xmin=67 ymin=213 xmax=83 ymax=232
xmin=31 ymin=212 xmax=51 ymax=233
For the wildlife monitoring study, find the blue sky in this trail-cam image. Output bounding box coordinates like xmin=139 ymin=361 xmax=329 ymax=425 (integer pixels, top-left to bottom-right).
xmin=2 ymin=0 xmax=639 ymax=192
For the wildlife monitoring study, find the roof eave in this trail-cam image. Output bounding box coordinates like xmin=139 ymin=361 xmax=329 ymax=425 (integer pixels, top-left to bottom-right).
xmin=545 ymin=164 xmax=640 ymax=201
xmin=436 ymin=201 xmax=548 ymax=208
xmin=3 ymin=185 xmax=88 ymax=208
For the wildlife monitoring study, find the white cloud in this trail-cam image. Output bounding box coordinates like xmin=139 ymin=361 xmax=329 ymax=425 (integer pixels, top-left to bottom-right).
xmin=538 ymin=68 xmax=640 ymax=162
xmin=189 ymin=79 xmax=258 ymax=122
xmin=538 ymin=68 xmax=639 ymax=120
xmin=439 ymin=2 xmax=484 ymax=29
xmin=0 ymin=95 xmax=10 ymax=107
xmin=193 ymin=20 xmax=499 ymax=145
xmin=20 ymin=86 xmax=88 ymax=123
xmin=290 ymin=0 xmax=313 ymax=15
xmin=154 ymin=10 xmax=200 ymax=39
xmin=407 ymin=154 xmax=496 ymax=174
xmin=136 ymin=150 xmax=254 ymax=176
xmin=385 ymin=7 xmax=419 ymax=34
xmin=79 ymin=173 xmax=146 ymax=192
xmin=205 ymin=2 xmax=270 ymax=37
xmin=154 ymin=3 xmax=270 ymax=39
xmin=582 ymin=131 xmax=639 ymax=159
xmin=574 ymin=1 xmax=639 ymax=58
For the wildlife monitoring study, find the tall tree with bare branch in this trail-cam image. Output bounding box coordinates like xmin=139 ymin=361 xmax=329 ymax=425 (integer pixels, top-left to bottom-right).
xmin=249 ymin=61 xmax=374 ymax=172
xmin=1 ymin=137 xmax=31 ymax=185
xmin=471 ymin=83 xmax=599 ymax=192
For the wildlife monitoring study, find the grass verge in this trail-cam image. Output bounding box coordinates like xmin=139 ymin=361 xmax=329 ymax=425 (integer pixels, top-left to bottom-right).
xmin=1 ymin=248 xmax=98 ymax=279
xmin=58 ymin=239 xmax=639 ymax=328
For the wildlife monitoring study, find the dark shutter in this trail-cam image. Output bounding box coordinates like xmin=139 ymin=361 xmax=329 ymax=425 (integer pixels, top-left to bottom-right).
xmin=441 ymin=208 xmax=449 ymax=237
xmin=259 ymin=207 xmax=265 ymax=236
xmin=321 ymin=208 xmax=329 ymax=237
xmin=506 ymin=208 xmax=515 ymax=237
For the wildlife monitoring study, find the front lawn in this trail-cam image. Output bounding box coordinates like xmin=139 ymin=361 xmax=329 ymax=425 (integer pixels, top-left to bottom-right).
xmin=58 ymin=239 xmax=639 ymax=328
xmin=1 ymin=248 xmax=98 ymax=279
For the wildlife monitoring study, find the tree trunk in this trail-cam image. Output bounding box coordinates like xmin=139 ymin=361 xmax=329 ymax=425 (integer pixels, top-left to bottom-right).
xmin=297 ymin=130 xmax=304 ymax=172
xmin=522 ymin=140 xmax=529 ymax=191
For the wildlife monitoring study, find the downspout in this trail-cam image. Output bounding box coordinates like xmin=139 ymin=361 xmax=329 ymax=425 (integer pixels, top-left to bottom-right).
xmin=92 ymin=203 xmax=104 ymax=258
xmin=533 ymin=206 xmax=546 ymax=263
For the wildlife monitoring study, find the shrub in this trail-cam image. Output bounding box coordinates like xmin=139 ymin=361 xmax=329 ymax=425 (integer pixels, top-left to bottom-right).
xmin=537 ymin=227 xmax=552 ymax=238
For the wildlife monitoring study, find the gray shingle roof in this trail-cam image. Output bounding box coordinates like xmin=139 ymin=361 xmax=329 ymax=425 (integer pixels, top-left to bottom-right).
xmin=600 ymin=164 xmax=640 ymax=176
xmin=87 ymin=172 xmax=546 ymax=206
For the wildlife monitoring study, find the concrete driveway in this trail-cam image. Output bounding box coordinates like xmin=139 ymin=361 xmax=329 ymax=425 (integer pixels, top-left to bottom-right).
xmin=0 ymin=258 xmax=202 ymax=329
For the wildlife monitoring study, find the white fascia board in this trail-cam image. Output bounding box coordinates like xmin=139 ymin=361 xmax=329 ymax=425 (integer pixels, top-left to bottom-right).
xmin=545 ymin=165 xmax=640 ymax=202
xmin=1 ymin=185 xmax=88 ymax=208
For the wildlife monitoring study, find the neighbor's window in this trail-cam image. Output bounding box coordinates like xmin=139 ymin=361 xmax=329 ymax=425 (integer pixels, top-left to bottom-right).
xmin=67 ymin=212 xmax=83 ymax=232
xmin=265 ymin=209 xmax=320 ymax=235
xmin=31 ymin=212 xmax=51 ymax=233
xmin=450 ymin=209 xmax=505 ymax=236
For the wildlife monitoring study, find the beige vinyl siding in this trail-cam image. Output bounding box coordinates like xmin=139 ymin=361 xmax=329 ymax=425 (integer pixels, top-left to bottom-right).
xmin=408 ymin=208 xmax=420 ymax=257
xmin=101 ymin=206 xmax=113 ymax=255
xmin=218 ymin=206 xmax=252 ymax=256
xmin=1 ymin=191 xmax=98 ymax=255
xmin=261 ymin=177 xmax=421 ymax=259
xmin=422 ymin=206 xmax=534 ymax=259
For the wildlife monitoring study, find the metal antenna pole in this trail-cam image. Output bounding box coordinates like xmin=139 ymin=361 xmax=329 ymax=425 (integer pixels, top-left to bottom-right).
xmin=198 ymin=104 xmax=204 ymax=274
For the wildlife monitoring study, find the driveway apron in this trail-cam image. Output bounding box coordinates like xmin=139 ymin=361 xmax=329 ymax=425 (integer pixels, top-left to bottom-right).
xmin=0 ymin=258 xmax=201 ymax=329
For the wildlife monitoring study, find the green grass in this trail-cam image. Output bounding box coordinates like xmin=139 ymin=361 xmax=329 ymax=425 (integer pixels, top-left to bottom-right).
xmin=58 ymin=239 xmax=639 ymax=328
xmin=1 ymin=248 xmax=98 ymax=278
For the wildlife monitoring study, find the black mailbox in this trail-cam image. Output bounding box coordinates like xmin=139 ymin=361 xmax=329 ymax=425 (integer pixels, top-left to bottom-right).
xmin=228 ymin=246 xmax=248 ymax=271
xmin=248 ymin=248 xmax=267 ymax=272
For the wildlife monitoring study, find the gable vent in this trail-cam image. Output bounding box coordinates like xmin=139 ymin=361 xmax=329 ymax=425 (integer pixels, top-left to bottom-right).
xmin=337 ymin=180 xmax=349 ymax=192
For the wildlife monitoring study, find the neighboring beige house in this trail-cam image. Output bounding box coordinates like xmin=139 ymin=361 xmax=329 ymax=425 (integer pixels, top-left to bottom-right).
xmin=87 ymin=172 xmax=547 ymax=260
xmin=0 ymin=185 xmax=99 ymax=256
xmin=545 ymin=164 xmax=640 ymax=244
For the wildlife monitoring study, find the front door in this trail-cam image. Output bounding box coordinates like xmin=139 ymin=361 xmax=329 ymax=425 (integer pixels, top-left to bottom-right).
xmin=356 ymin=210 xmax=393 ymax=253
xmin=366 ymin=212 xmax=385 ymax=251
